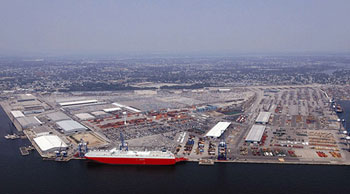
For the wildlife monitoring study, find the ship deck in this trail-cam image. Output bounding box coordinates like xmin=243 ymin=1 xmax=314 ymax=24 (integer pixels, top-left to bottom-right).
xmin=85 ymin=149 xmax=175 ymax=159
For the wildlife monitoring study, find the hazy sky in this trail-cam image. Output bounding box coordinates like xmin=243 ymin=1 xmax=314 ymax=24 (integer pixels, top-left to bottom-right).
xmin=1 ymin=0 xmax=350 ymax=56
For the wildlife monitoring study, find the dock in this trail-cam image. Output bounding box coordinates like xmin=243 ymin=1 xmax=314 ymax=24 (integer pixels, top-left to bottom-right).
xmin=19 ymin=146 xmax=35 ymax=156
xmin=19 ymin=147 xmax=29 ymax=156
xmin=199 ymin=159 xmax=215 ymax=165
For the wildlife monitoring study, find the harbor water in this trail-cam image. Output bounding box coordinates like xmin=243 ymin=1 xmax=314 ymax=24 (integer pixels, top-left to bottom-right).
xmin=1 ymin=106 xmax=350 ymax=194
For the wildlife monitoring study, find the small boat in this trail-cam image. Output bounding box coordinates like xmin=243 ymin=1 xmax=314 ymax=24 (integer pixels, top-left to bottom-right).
xmin=4 ymin=134 xmax=19 ymax=140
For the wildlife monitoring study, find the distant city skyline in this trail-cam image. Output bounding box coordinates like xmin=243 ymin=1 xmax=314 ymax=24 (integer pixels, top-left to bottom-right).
xmin=1 ymin=0 xmax=350 ymax=56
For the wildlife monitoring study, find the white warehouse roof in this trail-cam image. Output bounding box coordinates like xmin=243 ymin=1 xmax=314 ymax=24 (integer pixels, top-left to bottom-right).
xmin=245 ymin=125 xmax=266 ymax=142
xmin=103 ymin=107 xmax=121 ymax=112
xmin=59 ymin=99 xmax=98 ymax=106
xmin=11 ymin=111 xmax=25 ymax=118
xmin=112 ymin=102 xmax=125 ymax=108
xmin=75 ymin=113 xmax=95 ymax=120
xmin=124 ymin=106 xmax=141 ymax=113
xmin=255 ymin=112 xmax=271 ymax=124
xmin=112 ymin=102 xmax=141 ymax=113
xmin=56 ymin=120 xmax=87 ymax=133
xmin=205 ymin=122 xmax=231 ymax=138
xmin=34 ymin=135 xmax=67 ymax=152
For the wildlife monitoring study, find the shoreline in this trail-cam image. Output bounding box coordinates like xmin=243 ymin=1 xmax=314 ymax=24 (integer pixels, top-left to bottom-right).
xmin=2 ymin=97 xmax=350 ymax=167
xmin=188 ymin=159 xmax=350 ymax=166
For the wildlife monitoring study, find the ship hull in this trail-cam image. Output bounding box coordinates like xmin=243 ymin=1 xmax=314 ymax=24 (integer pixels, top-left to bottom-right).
xmin=85 ymin=156 xmax=178 ymax=165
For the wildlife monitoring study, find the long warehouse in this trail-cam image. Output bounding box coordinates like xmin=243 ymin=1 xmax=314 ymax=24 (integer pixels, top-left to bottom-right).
xmin=205 ymin=122 xmax=231 ymax=138
xmin=59 ymin=99 xmax=98 ymax=107
xmin=245 ymin=125 xmax=266 ymax=143
xmin=17 ymin=116 xmax=42 ymax=129
xmin=255 ymin=112 xmax=271 ymax=124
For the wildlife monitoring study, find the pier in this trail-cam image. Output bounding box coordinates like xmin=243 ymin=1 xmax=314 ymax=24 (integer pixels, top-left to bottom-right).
xmin=199 ymin=159 xmax=215 ymax=165
xmin=19 ymin=147 xmax=29 ymax=156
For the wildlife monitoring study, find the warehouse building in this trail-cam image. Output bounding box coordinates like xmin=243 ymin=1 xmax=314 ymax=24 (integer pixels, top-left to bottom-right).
xmin=205 ymin=122 xmax=231 ymax=138
xmin=33 ymin=135 xmax=68 ymax=153
xmin=32 ymin=126 xmax=52 ymax=136
xmin=75 ymin=113 xmax=95 ymax=120
xmin=47 ymin=112 xmax=71 ymax=122
xmin=218 ymin=88 xmax=231 ymax=92
xmin=112 ymin=102 xmax=125 ymax=108
xmin=23 ymin=105 xmax=45 ymax=114
xmin=112 ymin=102 xmax=141 ymax=113
xmin=124 ymin=106 xmax=142 ymax=113
xmin=59 ymin=99 xmax=98 ymax=107
xmin=245 ymin=125 xmax=266 ymax=143
xmin=103 ymin=107 xmax=121 ymax=113
xmin=14 ymin=100 xmax=43 ymax=112
xmin=17 ymin=94 xmax=36 ymax=102
xmin=255 ymin=112 xmax=271 ymax=124
xmin=56 ymin=120 xmax=87 ymax=134
xmin=16 ymin=116 xmax=42 ymax=129
xmin=10 ymin=110 xmax=25 ymax=118
xmin=91 ymin=111 xmax=108 ymax=117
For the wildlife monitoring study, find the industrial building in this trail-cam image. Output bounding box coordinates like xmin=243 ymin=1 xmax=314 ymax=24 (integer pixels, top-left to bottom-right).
xmin=16 ymin=116 xmax=42 ymax=129
xmin=59 ymin=99 xmax=98 ymax=106
xmin=112 ymin=102 xmax=125 ymax=108
xmin=75 ymin=113 xmax=95 ymax=120
xmin=17 ymin=94 xmax=36 ymax=102
xmin=32 ymin=126 xmax=51 ymax=136
xmin=255 ymin=112 xmax=271 ymax=124
xmin=218 ymin=88 xmax=231 ymax=92
xmin=33 ymin=135 xmax=68 ymax=153
xmin=196 ymin=105 xmax=217 ymax=112
xmin=103 ymin=107 xmax=121 ymax=112
xmin=23 ymin=105 xmax=45 ymax=114
xmin=245 ymin=125 xmax=266 ymax=143
xmin=10 ymin=110 xmax=25 ymax=118
xmin=112 ymin=102 xmax=141 ymax=113
xmin=124 ymin=106 xmax=141 ymax=113
xmin=91 ymin=111 xmax=108 ymax=117
xmin=205 ymin=122 xmax=231 ymax=138
xmin=56 ymin=120 xmax=87 ymax=134
xmin=47 ymin=112 xmax=71 ymax=122
xmin=14 ymin=100 xmax=43 ymax=110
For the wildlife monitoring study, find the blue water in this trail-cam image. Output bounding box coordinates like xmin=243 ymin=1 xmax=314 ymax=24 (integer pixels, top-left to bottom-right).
xmin=1 ymin=106 xmax=350 ymax=194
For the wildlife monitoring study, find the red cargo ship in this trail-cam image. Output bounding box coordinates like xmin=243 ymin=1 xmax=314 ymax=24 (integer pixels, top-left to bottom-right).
xmin=85 ymin=148 xmax=187 ymax=165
